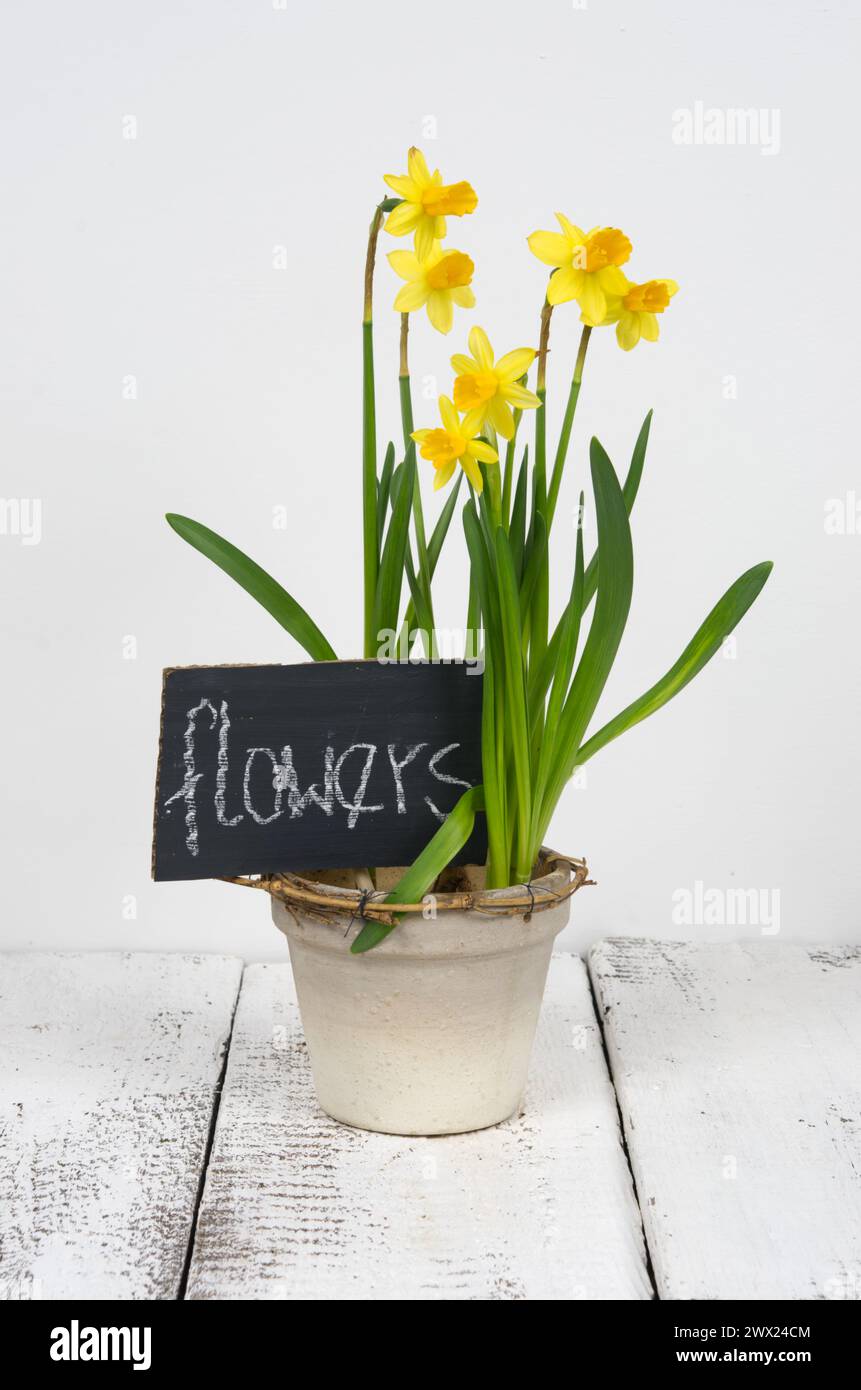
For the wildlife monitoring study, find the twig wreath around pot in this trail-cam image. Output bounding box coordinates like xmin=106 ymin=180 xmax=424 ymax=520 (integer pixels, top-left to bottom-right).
xmin=162 ymin=148 xmax=772 ymax=1135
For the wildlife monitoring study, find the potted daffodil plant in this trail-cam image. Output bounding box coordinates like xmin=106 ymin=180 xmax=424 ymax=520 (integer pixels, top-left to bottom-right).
xmin=167 ymin=148 xmax=771 ymax=1136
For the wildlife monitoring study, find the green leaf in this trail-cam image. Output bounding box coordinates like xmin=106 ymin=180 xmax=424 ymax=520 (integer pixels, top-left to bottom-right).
xmin=519 ymin=509 xmax=547 ymax=629
xmin=165 ymin=514 xmax=337 ymax=662
xmin=376 ymin=441 xmax=395 ymax=550
xmin=495 ymin=527 xmax=533 ymax=881
xmin=401 ymin=474 xmax=463 ymax=653
xmin=577 ymin=560 xmax=773 ymax=765
xmin=351 ymin=785 xmax=486 ymax=953
xmin=372 ymin=450 xmax=415 ymax=643
xmin=509 ymin=447 xmax=529 ymax=580
xmin=399 ymin=373 xmax=435 ymax=640
xmin=404 ymin=550 xmax=436 ymax=656
xmin=427 ymin=473 xmax=463 ymax=571
xmin=583 ymin=409 xmax=651 ymax=605
xmin=530 ymin=493 xmax=585 ymax=848
xmin=537 ymin=437 xmax=634 ymax=836
xmin=362 ymin=321 xmax=379 ymax=658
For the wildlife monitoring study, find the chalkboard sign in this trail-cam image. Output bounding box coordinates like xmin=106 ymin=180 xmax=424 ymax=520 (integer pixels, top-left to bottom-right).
xmin=152 ymin=661 xmax=485 ymax=881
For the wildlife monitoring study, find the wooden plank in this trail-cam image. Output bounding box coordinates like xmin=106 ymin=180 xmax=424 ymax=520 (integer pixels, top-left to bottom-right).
xmin=0 ymin=952 xmax=242 ymax=1300
xmin=590 ymin=939 xmax=861 ymax=1301
xmin=186 ymin=954 xmax=652 ymax=1301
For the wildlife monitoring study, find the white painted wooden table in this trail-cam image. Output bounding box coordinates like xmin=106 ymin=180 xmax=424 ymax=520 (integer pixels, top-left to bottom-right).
xmin=2 ymin=942 xmax=859 ymax=1300
xmin=185 ymin=955 xmax=650 ymax=1301
xmin=0 ymin=953 xmax=242 ymax=1300
xmin=590 ymin=939 xmax=861 ymax=1301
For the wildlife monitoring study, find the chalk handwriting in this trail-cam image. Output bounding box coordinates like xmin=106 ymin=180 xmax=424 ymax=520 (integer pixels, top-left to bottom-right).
xmin=163 ymin=700 xmax=473 ymax=855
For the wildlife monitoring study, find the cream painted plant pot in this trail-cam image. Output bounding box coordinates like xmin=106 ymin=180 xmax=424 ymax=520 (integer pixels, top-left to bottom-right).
xmin=271 ymin=855 xmax=574 ymax=1136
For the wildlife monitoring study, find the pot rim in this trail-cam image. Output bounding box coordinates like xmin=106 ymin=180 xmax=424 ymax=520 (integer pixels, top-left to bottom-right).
xmin=254 ymin=847 xmax=589 ymax=924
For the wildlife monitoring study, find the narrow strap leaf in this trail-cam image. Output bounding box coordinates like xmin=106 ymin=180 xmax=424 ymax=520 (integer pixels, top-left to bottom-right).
xmin=376 ymin=441 xmax=396 ymax=550
xmin=509 ymin=446 xmax=529 ymax=581
xmin=165 ymin=514 xmax=337 ymax=662
xmin=372 ymin=451 xmax=415 ymax=642
xmin=583 ymin=409 xmax=651 ymax=605
xmin=495 ymin=527 xmax=533 ymax=881
xmin=530 ymin=495 xmax=585 ymax=849
xmin=538 ymin=438 xmax=633 ymax=835
xmin=351 ymin=785 xmax=486 ymax=953
xmin=577 ymin=561 xmax=773 ymax=765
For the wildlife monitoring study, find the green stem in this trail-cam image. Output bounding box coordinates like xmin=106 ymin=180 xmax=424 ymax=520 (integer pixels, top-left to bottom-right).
xmin=362 ymin=204 xmax=385 ymax=658
xmin=466 ymin=573 xmax=479 ymax=649
xmin=486 ymin=459 xmax=503 ymax=530
xmin=528 ymin=301 xmax=554 ymax=672
xmin=500 ymin=388 xmax=525 ymax=530
xmin=398 ymin=315 xmax=435 ymax=655
xmin=534 ymin=300 xmax=553 ymax=507
xmin=546 ymin=324 xmax=591 ymax=533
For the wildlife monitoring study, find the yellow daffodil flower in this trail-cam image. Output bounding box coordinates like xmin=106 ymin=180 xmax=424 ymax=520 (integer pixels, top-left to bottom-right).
xmin=384 ymin=147 xmax=478 ymax=260
xmin=450 ymin=327 xmax=541 ymax=441
xmin=388 ymin=245 xmax=476 ymax=334
xmin=597 ymin=277 xmax=680 ymax=350
xmin=528 ymin=215 xmax=632 ymax=324
xmin=412 ymin=395 xmax=498 ymax=493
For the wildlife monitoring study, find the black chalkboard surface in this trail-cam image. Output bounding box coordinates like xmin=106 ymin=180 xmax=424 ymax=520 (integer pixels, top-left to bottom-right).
xmin=152 ymin=661 xmax=485 ymax=881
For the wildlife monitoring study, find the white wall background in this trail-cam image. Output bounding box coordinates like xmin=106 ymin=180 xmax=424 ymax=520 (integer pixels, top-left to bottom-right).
xmin=1 ymin=0 xmax=858 ymax=958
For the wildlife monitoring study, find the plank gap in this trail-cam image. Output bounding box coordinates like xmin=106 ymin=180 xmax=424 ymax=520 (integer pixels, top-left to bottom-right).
xmin=585 ymin=957 xmax=659 ymax=1300
xmin=177 ymin=966 xmax=244 ymax=1301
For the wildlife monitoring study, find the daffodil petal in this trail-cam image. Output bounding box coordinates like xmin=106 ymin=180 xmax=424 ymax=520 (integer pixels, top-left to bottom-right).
xmin=438 ymin=395 xmax=460 ymax=435
xmin=460 ymin=405 xmax=487 ymax=438
xmin=546 ymin=266 xmax=582 ymax=306
xmin=413 ymin=217 xmax=436 ymax=262
xmin=468 ymin=439 xmax=498 ymax=464
xmin=640 ymin=312 xmax=660 ymax=342
xmin=449 ymin=286 xmax=475 ymax=308
xmin=383 ymin=174 xmax=419 ymax=200
xmin=555 ymin=213 xmax=585 ymax=243
xmin=468 ymin=326 xmax=494 ymax=370
xmin=385 ymin=202 xmax=422 ymax=237
xmin=494 ymin=347 xmax=536 ymax=381
xmin=394 ymin=282 xmax=429 ymax=312
xmin=616 ymin=313 xmax=641 ymax=351
xmin=411 ymin=429 xmax=431 ymax=443
xmin=596 ymin=297 xmax=623 ymax=325
xmin=598 ymin=265 xmax=630 ymax=295
xmin=427 ymin=291 xmax=454 ymax=334
xmin=433 ymin=457 xmax=457 ymax=490
xmin=387 ymin=249 xmax=421 ymax=281
xmin=407 ymin=147 xmax=431 ymax=186
xmin=527 ymin=230 xmax=572 ymax=267
xmin=460 ymin=453 xmax=484 ymax=492
xmin=500 ymin=381 xmax=541 ymax=410
xmin=576 ymin=275 xmax=607 ymax=324
xmin=450 ymin=353 xmax=478 ymax=376
xmin=488 ymin=395 xmax=515 ymax=440
xmin=663 ymin=278 xmax=680 ymax=298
